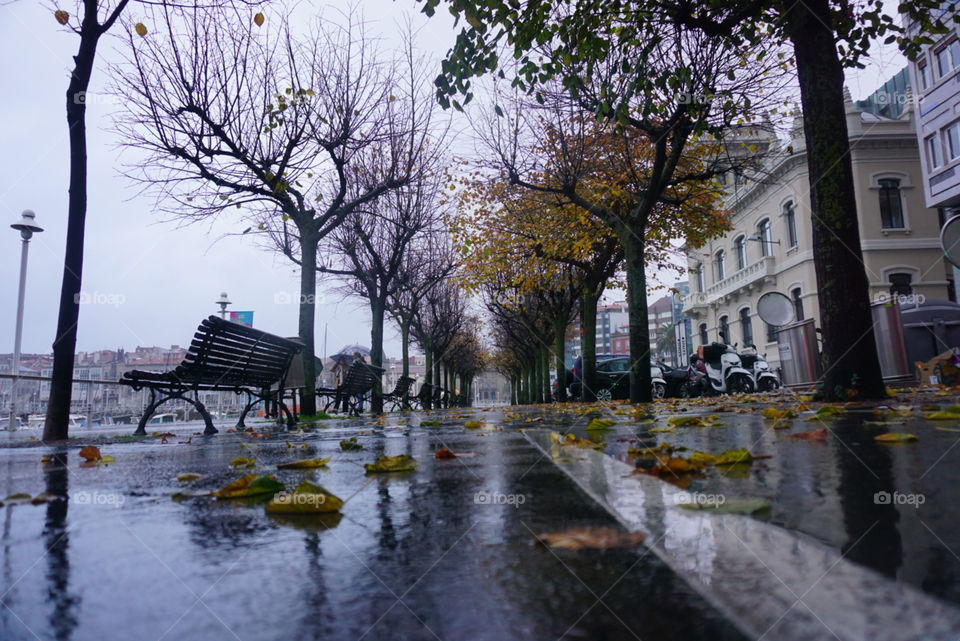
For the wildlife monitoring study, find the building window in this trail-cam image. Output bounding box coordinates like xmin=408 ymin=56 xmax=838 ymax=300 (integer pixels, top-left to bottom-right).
xmin=791 ymin=287 xmax=804 ymax=321
xmin=919 ymin=61 xmax=931 ymax=91
xmin=878 ymin=178 xmax=905 ymax=229
xmin=740 ymin=308 xmax=753 ymax=346
xmin=948 ymin=122 xmax=960 ymax=162
xmin=694 ymin=264 xmax=704 ymax=292
xmin=889 ymin=273 xmax=913 ymax=297
xmin=757 ymin=219 xmax=773 ymax=257
xmin=734 ymin=236 xmax=747 ymax=270
xmin=715 ymin=249 xmax=726 ymax=281
xmin=699 ymin=323 xmax=708 ymax=346
xmin=766 ymin=322 xmax=777 ymax=343
xmin=936 ymin=40 xmax=960 ymax=78
xmin=929 ymin=135 xmax=944 ymax=170
xmin=718 ymin=315 xmax=730 ymax=344
xmin=783 ymin=201 xmax=798 ymax=247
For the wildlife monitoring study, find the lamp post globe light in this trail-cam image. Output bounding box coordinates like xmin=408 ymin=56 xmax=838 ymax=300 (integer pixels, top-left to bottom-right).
xmin=216 ymin=292 xmax=231 ymax=319
xmin=8 ymin=210 xmax=43 ymax=431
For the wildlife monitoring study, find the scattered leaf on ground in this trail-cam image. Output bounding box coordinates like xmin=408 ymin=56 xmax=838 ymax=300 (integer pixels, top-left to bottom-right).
xmin=364 ymin=455 xmax=417 ymax=473
xmin=265 ymin=480 xmax=342 ymax=513
xmin=277 ymin=457 xmax=331 ymax=469
xmin=229 ymin=457 xmax=256 ymax=468
xmin=435 ymin=448 xmax=457 ymax=459
xmin=176 ymin=473 xmax=203 ymax=482
xmin=464 ymin=420 xmax=483 ymax=429
xmin=535 ymin=527 xmax=645 ymax=550
xmin=874 ymin=432 xmax=918 ymax=443
xmin=79 ymin=445 xmax=102 ymax=461
xmin=420 ymin=420 xmax=441 ymax=427
xmin=339 ymin=437 xmax=363 ymax=451
xmin=714 ymin=449 xmax=754 ymax=465
xmin=925 ymin=411 xmax=960 ymax=421
xmin=213 ymin=474 xmax=284 ymax=499
xmin=586 ymin=418 xmax=616 ymax=431
xmin=787 ymin=428 xmax=828 ymax=441
xmin=761 ymin=407 xmax=797 ymax=420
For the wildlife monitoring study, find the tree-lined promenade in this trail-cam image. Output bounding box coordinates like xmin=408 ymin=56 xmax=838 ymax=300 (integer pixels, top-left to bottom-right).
xmin=32 ymin=0 xmax=960 ymax=439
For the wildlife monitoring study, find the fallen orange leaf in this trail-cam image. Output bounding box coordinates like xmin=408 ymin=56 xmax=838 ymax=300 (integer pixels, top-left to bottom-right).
xmin=78 ymin=445 xmax=101 ymax=461
xmin=788 ymin=428 xmax=828 ymax=441
xmin=536 ymin=527 xmax=645 ymax=550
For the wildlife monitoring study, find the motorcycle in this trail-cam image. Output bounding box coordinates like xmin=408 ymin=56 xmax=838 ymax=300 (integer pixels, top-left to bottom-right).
xmin=655 ymin=361 xmax=697 ymax=398
xmin=739 ymin=346 xmax=780 ymax=392
xmin=695 ymin=342 xmax=755 ymax=395
xmin=651 ymin=365 xmax=668 ymax=399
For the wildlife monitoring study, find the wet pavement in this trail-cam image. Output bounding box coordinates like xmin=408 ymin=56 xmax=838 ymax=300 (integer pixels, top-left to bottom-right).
xmin=3 ymin=394 xmax=960 ymax=640
xmin=0 ymin=411 xmax=745 ymax=641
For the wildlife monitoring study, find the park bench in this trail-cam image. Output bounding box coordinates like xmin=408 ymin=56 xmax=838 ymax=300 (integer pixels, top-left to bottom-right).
xmin=384 ymin=375 xmax=416 ymax=412
xmin=408 ymin=382 xmax=432 ymax=410
xmin=119 ymin=315 xmax=303 ymax=435
xmin=316 ymin=360 xmax=384 ymax=416
xmin=433 ymin=385 xmax=451 ymax=409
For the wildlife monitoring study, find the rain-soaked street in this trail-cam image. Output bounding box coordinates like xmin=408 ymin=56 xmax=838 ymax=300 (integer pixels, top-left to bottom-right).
xmin=3 ymin=396 xmax=960 ymax=640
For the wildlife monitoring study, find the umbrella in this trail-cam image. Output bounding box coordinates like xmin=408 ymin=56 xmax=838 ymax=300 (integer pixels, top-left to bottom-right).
xmin=330 ymin=345 xmax=371 ymax=363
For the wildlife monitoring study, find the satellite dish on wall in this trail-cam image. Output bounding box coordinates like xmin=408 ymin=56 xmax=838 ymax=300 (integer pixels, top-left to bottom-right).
xmin=757 ymin=291 xmax=796 ymax=326
xmin=941 ymin=215 xmax=960 ymax=269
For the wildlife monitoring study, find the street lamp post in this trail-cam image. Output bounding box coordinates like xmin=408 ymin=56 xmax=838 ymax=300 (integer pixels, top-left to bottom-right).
xmin=8 ymin=210 xmax=43 ymax=431
xmin=216 ymin=292 xmax=231 ymax=319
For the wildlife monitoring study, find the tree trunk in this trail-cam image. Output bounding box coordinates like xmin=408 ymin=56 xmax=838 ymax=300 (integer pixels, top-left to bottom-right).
xmin=787 ymin=0 xmax=885 ymax=401
xmin=580 ymin=291 xmax=599 ymax=402
xmin=622 ymin=233 xmax=652 ymax=403
xmin=45 ymin=14 xmax=101 ymax=442
xmin=423 ymin=347 xmax=433 ymax=410
xmin=511 ymin=375 xmax=518 ymax=405
xmin=369 ymin=295 xmax=385 ymax=414
xmin=524 ymin=363 xmax=533 ymax=404
xmin=530 ymin=348 xmax=549 ymax=403
xmin=400 ymin=318 xmax=410 ymax=378
xmin=298 ymin=232 xmax=318 ymax=416
xmin=433 ymin=357 xmax=441 ymax=407
xmin=554 ymin=320 xmax=567 ymax=402
xmin=541 ymin=346 xmax=550 ymax=403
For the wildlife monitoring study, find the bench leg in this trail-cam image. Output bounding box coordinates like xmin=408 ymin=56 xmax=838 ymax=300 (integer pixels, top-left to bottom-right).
xmin=133 ymin=389 xmax=160 ymax=436
xmin=196 ymin=402 xmax=217 ymax=435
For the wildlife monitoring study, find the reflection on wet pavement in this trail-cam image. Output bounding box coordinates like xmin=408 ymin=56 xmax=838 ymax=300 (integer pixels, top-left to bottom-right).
xmin=0 ymin=413 xmax=746 ymax=641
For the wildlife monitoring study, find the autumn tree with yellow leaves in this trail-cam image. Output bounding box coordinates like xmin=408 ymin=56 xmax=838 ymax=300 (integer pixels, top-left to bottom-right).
xmin=455 ymin=106 xmax=733 ymax=402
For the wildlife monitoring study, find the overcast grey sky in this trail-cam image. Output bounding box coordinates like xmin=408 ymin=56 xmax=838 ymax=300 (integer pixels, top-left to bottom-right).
xmin=0 ymin=1 xmax=907 ymax=358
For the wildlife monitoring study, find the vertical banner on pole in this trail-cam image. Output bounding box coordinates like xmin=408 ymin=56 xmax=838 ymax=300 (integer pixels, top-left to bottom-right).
xmin=675 ymin=322 xmax=687 ymax=368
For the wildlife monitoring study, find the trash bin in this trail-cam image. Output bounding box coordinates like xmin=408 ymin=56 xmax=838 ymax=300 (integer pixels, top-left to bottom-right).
xmin=871 ymin=299 xmax=911 ymax=381
xmin=775 ymin=319 xmax=821 ymax=387
xmin=900 ymin=299 xmax=960 ymax=368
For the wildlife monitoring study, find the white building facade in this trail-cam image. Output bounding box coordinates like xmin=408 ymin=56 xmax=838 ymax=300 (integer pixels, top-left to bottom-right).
xmin=683 ymin=85 xmax=952 ymax=371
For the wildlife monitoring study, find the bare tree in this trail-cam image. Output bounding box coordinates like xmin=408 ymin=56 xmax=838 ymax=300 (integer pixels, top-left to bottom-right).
xmin=411 ymin=278 xmax=467 ymax=408
xmin=112 ymin=5 xmax=437 ymax=415
xmin=385 ymin=235 xmax=457 ymax=408
xmin=309 ymin=172 xmax=448 ymax=413
xmin=40 ymin=0 xmax=268 ymax=441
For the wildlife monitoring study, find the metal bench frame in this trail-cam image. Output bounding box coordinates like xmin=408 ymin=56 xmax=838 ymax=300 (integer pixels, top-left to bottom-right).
xmin=119 ymin=316 xmax=303 ymax=435
xmin=316 ymin=361 xmax=384 ymax=416
xmin=384 ymin=375 xmax=417 ymax=411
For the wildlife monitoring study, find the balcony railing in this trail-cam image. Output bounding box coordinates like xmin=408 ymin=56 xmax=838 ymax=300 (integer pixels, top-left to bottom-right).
xmin=682 ymin=256 xmax=776 ymax=313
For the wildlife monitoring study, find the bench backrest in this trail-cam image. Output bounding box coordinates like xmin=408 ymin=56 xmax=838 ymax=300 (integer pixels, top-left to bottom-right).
xmin=389 ymin=376 xmax=416 ymax=397
xmin=175 ymin=316 xmax=303 ymax=388
xmin=339 ymin=361 xmax=384 ymax=396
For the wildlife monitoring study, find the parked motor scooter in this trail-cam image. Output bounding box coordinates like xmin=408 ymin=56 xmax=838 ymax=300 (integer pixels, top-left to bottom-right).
xmin=655 ymin=361 xmax=696 ymax=398
xmin=651 ymin=365 xmax=668 ymax=399
xmin=696 ymin=342 xmax=755 ymax=394
xmin=739 ymin=345 xmax=780 ymax=392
